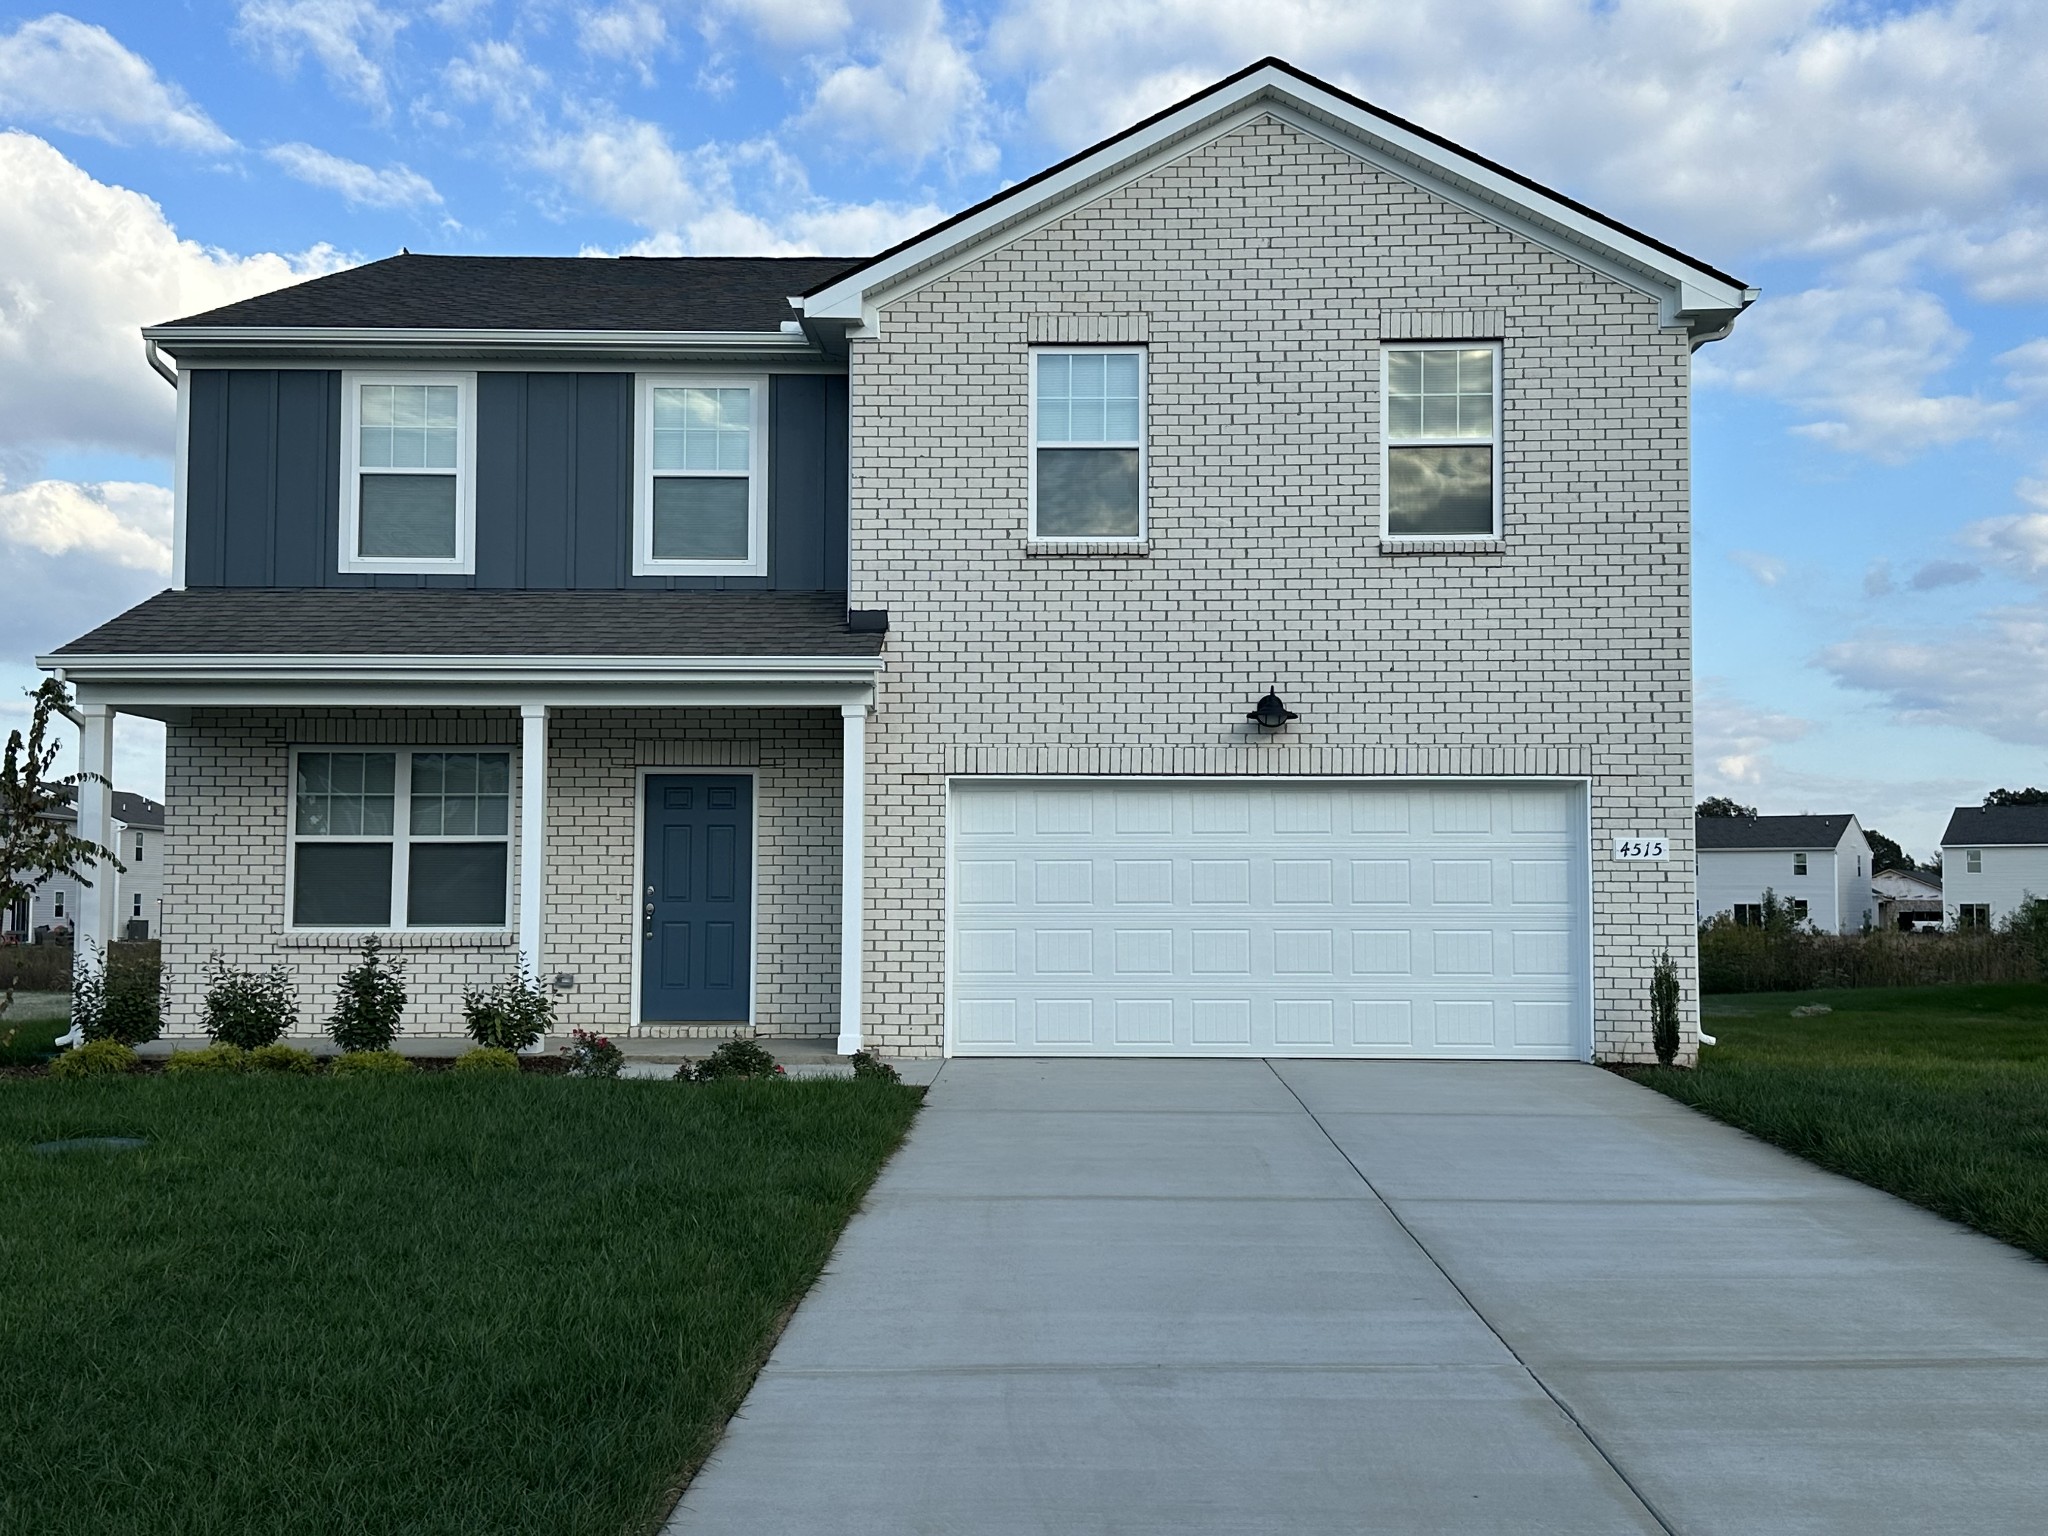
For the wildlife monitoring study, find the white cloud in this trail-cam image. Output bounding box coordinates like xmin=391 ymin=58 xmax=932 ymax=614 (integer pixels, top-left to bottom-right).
xmin=266 ymin=142 xmax=441 ymax=208
xmin=1999 ymin=337 xmax=2048 ymax=397
xmin=580 ymin=3 xmax=669 ymax=79
xmin=706 ymin=0 xmax=853 ymax=52
xmin=1728 ymin=549 xmax=1786 ymax=587
xmin=1696 ymin=685 xmax=1810 ymax=790
xmin=236 ymin=0 xmax=406 ymax=114
xmin=1963 ymin=510 xmax=2048 ymax=582
xmin=1939 ymin=216 xmax=2048 ymax=304
xmin=443 ymin=39 xmax=548 ymax=124
xmin=0 ymin=131 xmax=344 ymax=464
xmin=1821 ymin=609 xmax=2048 ymax=746
xmin=0 ymin=478 xmax=170 ymax=571
xmin=796 ymin=0 xmax=996 ymax=175
xmin=0 ymin=14 xmax=232 ymax=153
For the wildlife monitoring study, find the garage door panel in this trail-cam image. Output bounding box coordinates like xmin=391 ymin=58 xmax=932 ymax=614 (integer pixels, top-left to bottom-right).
xmin=952 ymin=781 xmax=1586 ymax=1058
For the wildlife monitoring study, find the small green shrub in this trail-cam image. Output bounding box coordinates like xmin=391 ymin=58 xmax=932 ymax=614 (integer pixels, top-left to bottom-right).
xmin=687 ymin=1034 xmax=781 ymax=1082
xmin=849 ymin=1050 xmax=899 ymax=1084
xmin=452 ymin=1047 xmax=519 ymax=1075
xmin=461 ymin=968 xmax=554 ymax=1053
xmin=247 ymin=1043 xmax=320 ymax=1075
xmin=326 ymin=937 xmax=405 ymax=1053
xmin=561 ymin=1028 xmax=624 ymax=1079
xmin=328 ymin=1049 xmax=411 ymax=1077
xmin=73 ymin=942 xmax=162 ymax=1046
xmin=202 ymin=956 xmax=299 ymax=1049
xmin=1650 ymin=950 xmax=1680 ymax=1066
xmin=48 ymin=1039 xmax=138 ymax=1079
xmin=165 ymin=1043 xmax=249 ymax=1076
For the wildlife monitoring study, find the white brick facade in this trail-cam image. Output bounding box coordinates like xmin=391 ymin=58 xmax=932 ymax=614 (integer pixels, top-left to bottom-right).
xmin=847 ymin=115 xmax=1699 ymax=1062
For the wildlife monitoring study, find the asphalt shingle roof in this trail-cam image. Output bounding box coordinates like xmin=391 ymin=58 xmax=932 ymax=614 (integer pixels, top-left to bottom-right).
xmin=1941 ymin=804 xmax=2048 ymax=848
xmin=50 ymin=589 xmax=884 ymax=660
xmin=1695 ymin=813 xmax=1856 ymax=851
xmin=155 ymin=254 xmax=866 ymax=332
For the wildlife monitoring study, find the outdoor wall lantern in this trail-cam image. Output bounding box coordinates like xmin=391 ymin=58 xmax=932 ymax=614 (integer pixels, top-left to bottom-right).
xmin=1247 ymin=689 xmax=1299 ymax=731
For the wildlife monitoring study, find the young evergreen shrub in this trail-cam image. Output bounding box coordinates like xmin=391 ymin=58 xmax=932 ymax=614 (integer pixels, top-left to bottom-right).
xmin=165 ymin=1043 xmax=249 ymax=1076
xmin=247 ymin=1043 xmax=320 ymax=1074
xmin=561 ymin=1028 xmax=624 ymax=1079
xmin=73 ymin=942 xmax=163 ymax=1046
xmin=849 ymin=1050 xmax=900 ymax=1083
xmin=49 ymin=1039 xmax=138 ymax=1078
xmin=687 ymin=1034 xmax=781 ymax=1081
xmin=326 ymin=937 xmax=405 ymax=1053
xmin=461 ymin=967 xmax=554 ymax=1053
xmin=202 ymin=957 xmax=300 ymax=1049
xmin=452 ymin=1046 xmax=519 ymax=1075
xmin=328 ymin=1048 xmax=411 ymax=1077
xmin=1651 ymin=949 xmax=1681 ymax=1066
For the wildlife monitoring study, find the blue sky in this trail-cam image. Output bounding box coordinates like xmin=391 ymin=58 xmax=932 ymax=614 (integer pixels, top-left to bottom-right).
xmin=3 ymin=0 xmax=2047 ymax=857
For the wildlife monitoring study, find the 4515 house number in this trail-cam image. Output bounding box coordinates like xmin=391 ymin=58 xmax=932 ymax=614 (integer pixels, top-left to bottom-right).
xmin=1612 ymin=837 xmax=1670 ymax=860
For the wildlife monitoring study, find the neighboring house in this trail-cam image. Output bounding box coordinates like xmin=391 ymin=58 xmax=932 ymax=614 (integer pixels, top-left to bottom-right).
xmin=0 ymin=791 xmax=165 ymax=943
xmin=1872 ymin=865 xmax=1943 ymax=931
xmin=1696 ymin=814 xmax=1877 ymax=935
xmin=36 ymin=59 xmax=1753 ymax=1062
xmin=1940 ymin=804 xmax=2048 ymax=930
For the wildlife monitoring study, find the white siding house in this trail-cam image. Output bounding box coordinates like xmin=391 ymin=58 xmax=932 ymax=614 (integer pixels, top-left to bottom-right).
xmin=1696 ymin=814 xmax=1876 ymax=934
xmin=1 ymin=792 xmax=166 ymax=943
xmin=1940 ymin=805 xmax=2048 ymax=930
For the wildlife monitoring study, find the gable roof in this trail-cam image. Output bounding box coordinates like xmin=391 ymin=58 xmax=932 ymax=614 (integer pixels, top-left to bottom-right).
xmin=153 ymin=254 xmax=862 ymax=334
xmin=800 ymin=57 xmax=1754 ymax=341
xmin=1696 ymin=814 xmax=1857 ymax=852
xmin=44 ymin=789 xmax=165 ymax=829
xmin=1874 ymin=866 xmax=1942 ymax=893
xmin=1942 ymin=804 xmax=2048 ymax=848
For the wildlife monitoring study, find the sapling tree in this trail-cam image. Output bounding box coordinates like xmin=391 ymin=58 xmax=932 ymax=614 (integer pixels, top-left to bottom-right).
xmin=1 ymin=679 xmax=119 ymax=1038
xmin=1651 ymin=950 xmax=1681 ymax=1066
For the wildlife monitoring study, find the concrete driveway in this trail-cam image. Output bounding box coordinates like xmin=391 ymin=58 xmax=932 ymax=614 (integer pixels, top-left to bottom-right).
xmin=669 ymin=1061 xmax=2048 ymax=1534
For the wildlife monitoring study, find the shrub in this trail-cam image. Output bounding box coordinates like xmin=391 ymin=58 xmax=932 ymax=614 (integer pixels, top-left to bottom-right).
xmin=329 ymin=1049 xmax=411 ymax=1077
xmin=687 ymin=1034 xmax=781 ymax=1082
xmin=849 ymin=1050 xmax=900 ymax=1084
xmin=2003 ymin=894 xmax=2048 ymax=971
xmin=73 ymin=942 xmax=162 ymax=1046
xmin=453 ymin=1047 xmax=519 ymax=1075
xmin=202 ymin=957 xmax=299 ymax=1049
xmin=1650 ymin=950 xmax=1680 ymax=1066
xmin=48 ymin=1039 xmax=137 ymax=1079
xmin=247 ymin=1043 xmax=320 ymax=1075
xmin=561 ymin=1028 xmax=624 ymax=1079
xmin=1698 ymin=918 xmax=2040 ymax=993
xmin=165 ymin=1043 xmax=249 ymax=1076
xmin=326 ymin=937 xmax=405 ymax=1053
xmin=461 ymin=967 xmax=554 ymax=1053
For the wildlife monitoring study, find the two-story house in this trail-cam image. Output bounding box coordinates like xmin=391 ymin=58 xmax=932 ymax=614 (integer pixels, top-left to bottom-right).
xmin=1696 ymin=813 xmax=1877 ymax=934
xmin=1940 ymin=804 xmax=2048 ymax=930
xmin=40 ymin=60 xmax=1751 ymax=1062
xmin=2 ymin=790 xmax=165 ymax=943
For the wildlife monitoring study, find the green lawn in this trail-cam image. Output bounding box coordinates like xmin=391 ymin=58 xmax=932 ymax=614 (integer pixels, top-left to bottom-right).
xmin=0 ymin=1075 xmax=920 ymax=1535
xmin=0 ymin=993 xmax=68 ymax=1064
xmin=1629 ymin=982 xmax=2048 ymax=1260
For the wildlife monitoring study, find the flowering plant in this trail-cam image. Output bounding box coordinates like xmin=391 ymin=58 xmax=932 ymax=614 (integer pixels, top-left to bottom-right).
xmin=562 ymin=1028 xmax=624 ymax=1078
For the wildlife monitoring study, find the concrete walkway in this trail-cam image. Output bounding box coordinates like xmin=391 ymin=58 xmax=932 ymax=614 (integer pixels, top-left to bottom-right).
xmin=668 ymin=1061 xmax=2048 ymax=1534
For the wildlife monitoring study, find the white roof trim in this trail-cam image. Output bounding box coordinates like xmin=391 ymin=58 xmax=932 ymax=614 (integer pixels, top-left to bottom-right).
xmin=144 ymin=326 xmax=819 ymax=360
xmin=40 ymin=652 xmax=883 ymax=682
xmin=800 ymin=62 xmax=1753 ymax=337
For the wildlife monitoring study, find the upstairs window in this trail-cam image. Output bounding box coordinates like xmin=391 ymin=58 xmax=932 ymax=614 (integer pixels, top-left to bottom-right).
xmin=1793 ymin=852 xmax=1808 ymax=876
xmin=1382 ymin=344 xmax=1500 ymax=538
xmin=1032 ymin=348 xmax=1145 ymax=540
xmin=1967 ymin=849 xmax=1983 ymax=873
xmin=341 ymin=373 xmax=476 ymax=573
xmin=634 ymin=376 xmax=768 ymax=576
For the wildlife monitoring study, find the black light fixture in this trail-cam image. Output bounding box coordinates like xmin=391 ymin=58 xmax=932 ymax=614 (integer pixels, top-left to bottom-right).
xmin=1247 ymin=687 xmax=1298 ymax=730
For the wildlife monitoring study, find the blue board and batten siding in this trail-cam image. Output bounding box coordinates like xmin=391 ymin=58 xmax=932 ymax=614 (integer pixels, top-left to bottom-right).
xmin=182 ymin=370 xmax=850 ymax=591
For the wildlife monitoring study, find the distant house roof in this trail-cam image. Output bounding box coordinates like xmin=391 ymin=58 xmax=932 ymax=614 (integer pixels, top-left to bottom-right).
xmin=1873 ymin=866 xmax=1941 ymax=893
xmin=47 ymin=588 xmax=884 ymax=660
xmin=152 ymin=254 xmax=864 ymax=333
xmin=44 ymin=789 xmax=165 ymax=829
xmin=1942 ymin=804 xmax=2048 ymax=848
xmin=1696 ymin=813 xmax=1856 ymax=851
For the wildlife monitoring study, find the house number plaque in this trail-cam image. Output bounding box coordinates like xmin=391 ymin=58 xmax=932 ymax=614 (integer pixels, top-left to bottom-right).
xmin=1612 ymin=837 xmax=1670 ymax=860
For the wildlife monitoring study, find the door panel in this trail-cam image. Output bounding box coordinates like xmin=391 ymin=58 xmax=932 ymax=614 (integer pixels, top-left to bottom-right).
xmin=642 ymin=774 xmax=752 ymax=1022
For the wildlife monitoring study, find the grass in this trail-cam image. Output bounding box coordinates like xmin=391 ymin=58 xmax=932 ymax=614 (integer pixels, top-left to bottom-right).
xmin=0 ymin=993 xmax=68 ymax=1064
xmin=0 ymin=1074 xmax=920 ymax=1535
xmin=1628 ymin=982 xmax=2048 ymax=1261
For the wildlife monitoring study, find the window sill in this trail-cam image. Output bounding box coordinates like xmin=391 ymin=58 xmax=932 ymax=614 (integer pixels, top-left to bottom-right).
xmin=1024 ymin=538 xmax=1152 ymax=558
xmin=277 ymin=930 xmax=516 ymax=950
xmin=1379 ymin=536 xmax=1505 ymax=557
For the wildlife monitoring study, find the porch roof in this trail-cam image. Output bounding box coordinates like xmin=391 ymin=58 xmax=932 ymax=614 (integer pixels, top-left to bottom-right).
xmin=46 ymin=589 xmax=884 ymax=661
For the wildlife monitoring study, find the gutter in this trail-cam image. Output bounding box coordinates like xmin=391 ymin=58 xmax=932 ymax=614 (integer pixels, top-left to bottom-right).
xmin=143 ymin=324 xmax=825 ymax=362
xmin=144 ymin=337 xmax=178 ymax=387
xmin=36 ymin=652 xmax=884 ymax=683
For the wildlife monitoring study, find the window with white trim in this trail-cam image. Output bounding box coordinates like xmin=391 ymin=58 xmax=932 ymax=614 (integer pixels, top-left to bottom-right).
xmin=1793 ymin=852 xmax=1808 ymax=876
xmin=633 ymin=375 xmax=768 ymax=575
xmin=1032 ymin=348 xmax=1145 ymax=539
xmin=132 ymin=893 xmax=143 ymax=918
xmin=1959 ymin=903 xmax=1990 ymax=931
xmin=291 ymin=750 xmax=510 ymax=928
xmin=134 ymin=832 xmax=144 ymax=861
xmin=1967 ymin=849 xmax=1983 ymax=873
xmin=1381 ymin=343 xmax=1500 ymax=538
xmin=341 ymin=373 xmax=476 ymax=573
xmin=52 ymin=890 xmax=65 ymax=921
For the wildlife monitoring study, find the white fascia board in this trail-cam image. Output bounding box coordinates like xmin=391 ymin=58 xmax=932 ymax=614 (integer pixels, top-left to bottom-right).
xmin=800 ymin=64 xmax=1751 ymax=330
xmin=143 ymin=325 xmax=821 ymax=363
xmin=39 ymin=652 xmax=882 ymax=683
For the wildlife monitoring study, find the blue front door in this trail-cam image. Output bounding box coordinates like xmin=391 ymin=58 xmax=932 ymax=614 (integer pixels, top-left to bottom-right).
xmin=641 ymin=775 xmax=752 ymax=1022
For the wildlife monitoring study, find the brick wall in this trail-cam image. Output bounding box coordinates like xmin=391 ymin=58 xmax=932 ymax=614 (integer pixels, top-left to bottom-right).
xmin=847 ymin=114 xmax=1699 ymax=1061
xmin=161 ymin=706 xmax=840 ymax=1039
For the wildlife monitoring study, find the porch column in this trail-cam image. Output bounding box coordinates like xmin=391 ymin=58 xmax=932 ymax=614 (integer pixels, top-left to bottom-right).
xmin=837 ymin=703 xmax=866 ymax=1056
xmin=518 ymin=703 xmax=547 ymax=995
xmin=67 ymin=704 xmax=118 ymax=1045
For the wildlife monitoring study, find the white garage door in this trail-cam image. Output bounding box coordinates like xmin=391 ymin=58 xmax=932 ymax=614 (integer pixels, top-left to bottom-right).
xmin=949 ymin=780 xmax=1588 ymax=1058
